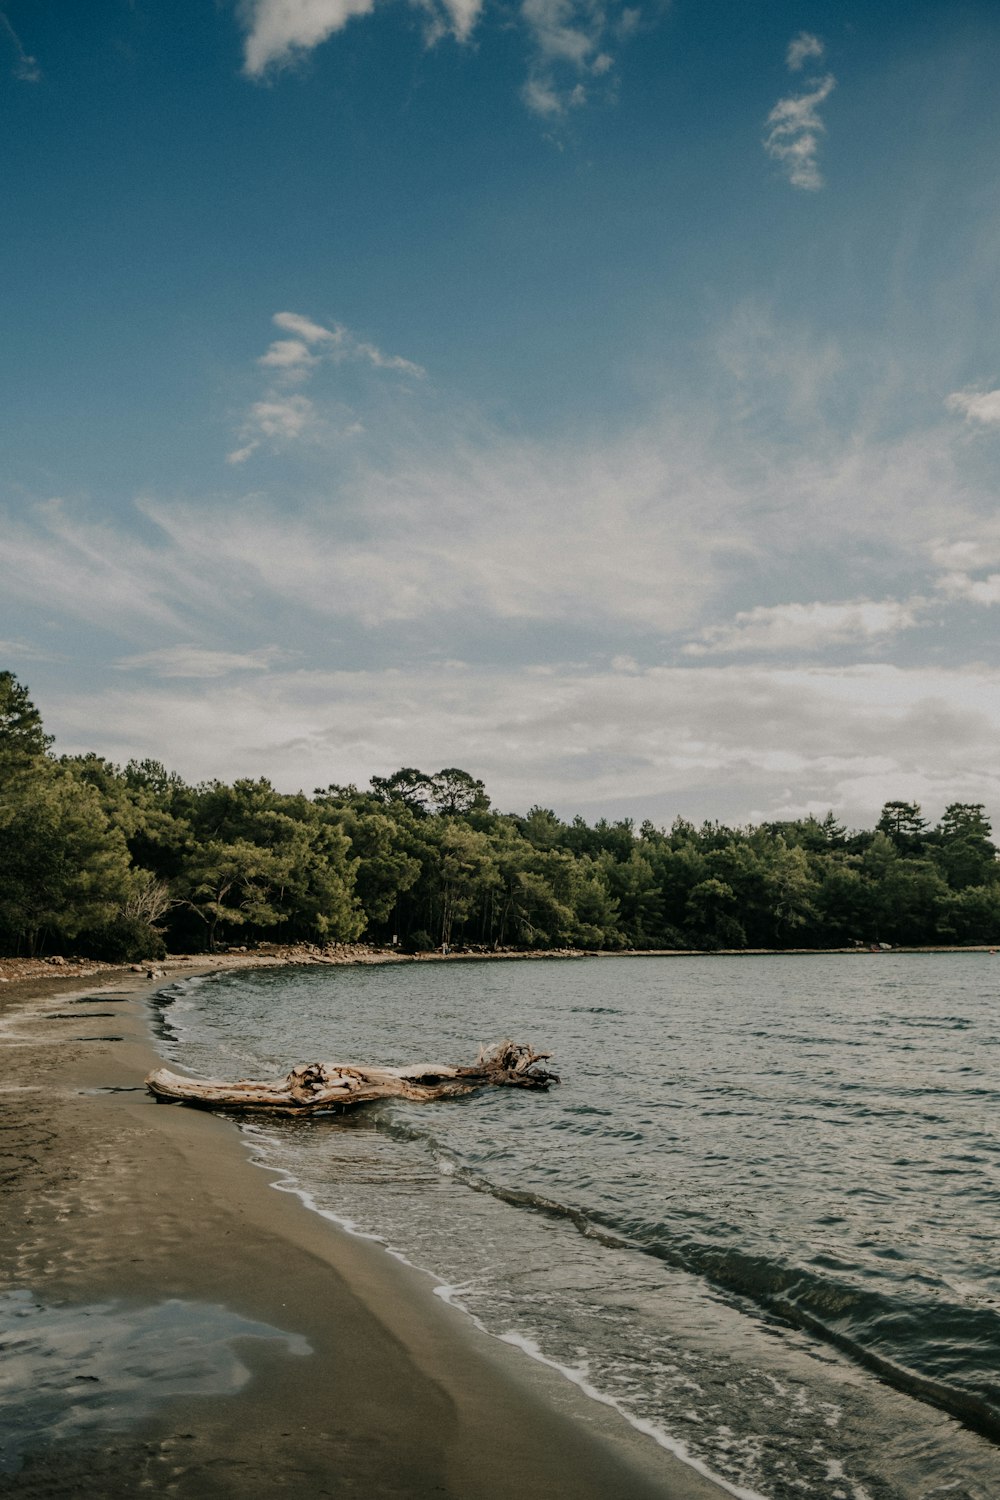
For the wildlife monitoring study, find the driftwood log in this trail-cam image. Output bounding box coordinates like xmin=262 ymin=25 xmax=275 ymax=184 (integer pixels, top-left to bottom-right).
xmin=145 ymin=1039 xmax=558 ymax=1116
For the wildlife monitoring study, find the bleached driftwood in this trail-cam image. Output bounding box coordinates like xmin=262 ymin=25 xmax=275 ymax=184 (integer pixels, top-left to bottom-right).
xmin=145 ymin=1039 xmax=557 ymax=1115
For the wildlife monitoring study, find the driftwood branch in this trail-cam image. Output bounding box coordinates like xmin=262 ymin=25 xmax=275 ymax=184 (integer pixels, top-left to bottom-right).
xmin=146 ymin=1039 xmax=558 ymax=1116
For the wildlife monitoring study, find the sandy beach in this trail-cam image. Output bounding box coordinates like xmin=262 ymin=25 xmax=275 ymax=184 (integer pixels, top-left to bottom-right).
xmin=0 ymin=960 xmax=730 ymax=1499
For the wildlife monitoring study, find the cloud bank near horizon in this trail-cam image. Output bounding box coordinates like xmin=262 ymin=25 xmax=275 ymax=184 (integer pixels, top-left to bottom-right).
xmin=42 ymin=659 xmax=1000 ymax=830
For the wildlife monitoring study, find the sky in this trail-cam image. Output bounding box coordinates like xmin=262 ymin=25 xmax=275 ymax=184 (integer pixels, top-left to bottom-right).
xmin=2 ymin=0 xmax=1000 ymax=830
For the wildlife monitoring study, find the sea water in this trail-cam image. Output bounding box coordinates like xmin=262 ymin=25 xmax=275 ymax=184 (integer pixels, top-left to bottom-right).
xmin=151 ymin=954 xmax=1000 ymax=1499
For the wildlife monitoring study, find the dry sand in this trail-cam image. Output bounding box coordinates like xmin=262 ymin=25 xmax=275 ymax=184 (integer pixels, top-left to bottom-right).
xmin=0 ymin=963 xmax=731 ymax=1499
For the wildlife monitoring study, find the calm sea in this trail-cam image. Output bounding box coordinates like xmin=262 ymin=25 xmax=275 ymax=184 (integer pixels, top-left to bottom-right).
xmin=152 ymin=954 xmax=1000 ymax=1499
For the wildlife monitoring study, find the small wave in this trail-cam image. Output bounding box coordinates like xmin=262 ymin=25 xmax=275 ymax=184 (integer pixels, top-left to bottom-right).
xmin=362 ymin=1141 xmax=1000 ymax=1443
xmin=237 ymin=1125 xmax=766 ymax=1500
xmin=485 ymin=1328 xmax=767 ymax=1500
xmin=594 ymin=1225 xmax=1000 ymax=1442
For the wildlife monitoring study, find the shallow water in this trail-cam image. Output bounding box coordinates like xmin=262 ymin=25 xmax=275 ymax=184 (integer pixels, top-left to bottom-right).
xmin=153 ymin=953 xmax=1000 ymax=1499
xmin=0 ymin=1291 xmax=310 ymax=1472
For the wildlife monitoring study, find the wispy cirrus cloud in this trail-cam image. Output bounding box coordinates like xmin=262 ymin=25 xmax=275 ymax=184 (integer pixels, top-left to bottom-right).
xmin=764 ymin=35 xmax=835 ymax=191
xmin=115 ymin=645 xmax=287 ymax=678
xmin=0 ymin=638 xmax=59 ymax=663
xmin=5 ymin=293 xmax=996 ymax=653
xmin=3 ymin=383 xmax=988 ymax=648
xmin=1 ymin=11 xmax=40 ymax=82
xmin=7 ymin=303 xmax=1000 ymax=827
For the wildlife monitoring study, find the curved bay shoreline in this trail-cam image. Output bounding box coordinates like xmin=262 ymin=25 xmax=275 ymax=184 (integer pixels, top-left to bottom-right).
xmin=2 ymin=934 xmax=994 ymax=998
xmin=0 ymin=958 xmax=731 ymax=1499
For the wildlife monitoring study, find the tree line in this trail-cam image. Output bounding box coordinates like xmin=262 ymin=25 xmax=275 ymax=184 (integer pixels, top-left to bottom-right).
xmin=1 ymin=671 xmax=998 ymax=959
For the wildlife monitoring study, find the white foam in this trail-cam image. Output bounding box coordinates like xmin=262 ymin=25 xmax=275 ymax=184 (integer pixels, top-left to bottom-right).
xmin=238 ymin=1130 xmax=767 ymax=1500
xmin=488 ymin=1330 xmax=767 ymax=1500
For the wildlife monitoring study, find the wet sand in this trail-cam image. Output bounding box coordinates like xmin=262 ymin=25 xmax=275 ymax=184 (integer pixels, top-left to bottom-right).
xmin=0 ymin=967 xmax=730 ymax=1499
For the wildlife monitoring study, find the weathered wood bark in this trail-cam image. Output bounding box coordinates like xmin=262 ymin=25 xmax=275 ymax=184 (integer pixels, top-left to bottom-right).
xmin=146 ymin=1039 xmax=558 ymax=1115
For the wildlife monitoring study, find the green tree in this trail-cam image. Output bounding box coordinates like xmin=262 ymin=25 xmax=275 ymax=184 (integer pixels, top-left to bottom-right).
xmin=876 ymin=801 xmax=928 ymax=852
xmin=599 ymin=847 xmax=662 ymax=947
xmin=932 ymin=803 xmax=997 ymax=890
xmin=813 ymin=856 xmax=868 ymax=944
xmin=0 ymin=672 xmax=52 ymax=779
xmin=862 ymin=834 xmax=951 ymax=944
xmin=685 ymin=878 xmax=746 ymax=948
xmin=430 ymin=768 xmax=491 ymax=817
xmin=180 ymin=837 xmax=288 ymax=950
xmin=948 ymin=885 xmax=1000 ymax=943
xmin=0 ymin=766 xmax=132 ymax=954
xmin=369 ymin=767 xmax=436 ymax=815
xmin=327 ymin=806 xmax=421 ymax=938
xmin=435 ymin=822 xmax=498 ymax=946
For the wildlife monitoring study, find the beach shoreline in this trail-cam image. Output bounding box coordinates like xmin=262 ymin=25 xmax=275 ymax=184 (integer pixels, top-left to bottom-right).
xmin=0 ymin=961 xmax=731 ymax=1498
xmin=2 ymin=934 xmax=993 ymax=998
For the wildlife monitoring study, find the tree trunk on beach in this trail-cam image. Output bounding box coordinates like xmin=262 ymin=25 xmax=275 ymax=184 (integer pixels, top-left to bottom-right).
xmin=146 ymin=1039 xmax=558 ymax=1116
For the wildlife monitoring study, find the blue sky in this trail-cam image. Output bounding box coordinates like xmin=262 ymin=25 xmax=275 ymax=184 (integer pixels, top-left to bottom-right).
xmin=3 ymin=0 xmax=1000 ymax=828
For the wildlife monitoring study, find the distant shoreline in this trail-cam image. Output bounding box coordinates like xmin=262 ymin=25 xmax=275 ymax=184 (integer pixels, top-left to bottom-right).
xmin=2 ymin=938 xmax=995 ymax=1001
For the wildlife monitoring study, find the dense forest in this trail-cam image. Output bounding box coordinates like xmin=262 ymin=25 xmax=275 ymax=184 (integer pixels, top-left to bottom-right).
xmin=1 ymin=671 xmax=998 ymax=959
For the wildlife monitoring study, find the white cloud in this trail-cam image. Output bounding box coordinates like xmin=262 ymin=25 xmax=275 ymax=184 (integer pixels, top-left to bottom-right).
xmin=684 ymin=599 xmax=924 ymax=656
xmin=945 ymin=388 xmax=1000 ymax=427
xmin=249 ymin=396 xmax=316 ymax=437
xmin=519 ymin=0 xmax=625 ymax=117
xmin=4 ymin=404 xmax=745 ymax=644
xmin=238 ymin=0 xmax=627 ymax=115
xmin=242 ymin=0 xmax=381 ymax=76
xmin=240 ymin=0 xmax=482 ymax=75
xmin=929 ymin=524 xmax=1000 ymax=606
xmin=522 ymin=76 xmax=564 ymax=116
xmin=228 ymin=314 xmax=424 ymax=461
xmin=936 ymin=572 xmax=1000 ymax=607
xmin=268 ymin=310 xmax=419 ymax=375
xmin=764 ymin=72 xmax=835 ymax=191
xmin=786 ymin=32 xmax=824 ymax=72
xmin=46 ymin=662 xmax=1000 ymax=829
xmin=435 ymin=0 xmax=481 ymax=43
xmin=228 ymin=394 xmax=317 ymax=461
xmin=522 ymin=0 xmax=593 ymax=67
xmin=258 ymin=338 xmax=319 ymax=372
xmin=115 ymin=646 xmax=285 ymax=679
xmin=9 ymin=307 xmax=1000 ymax=831
xmin=6 ymin=360 xmax=993 ymax=652
xmin=269 ymin=311 xmax=423 ymax=374
xmin=272 ymin=311 xmax=342 ymax=345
